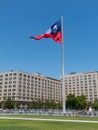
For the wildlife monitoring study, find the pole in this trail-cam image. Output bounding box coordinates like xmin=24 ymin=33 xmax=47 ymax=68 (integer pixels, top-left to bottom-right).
xmin=61 ymin=16 xmax=65 ymax=112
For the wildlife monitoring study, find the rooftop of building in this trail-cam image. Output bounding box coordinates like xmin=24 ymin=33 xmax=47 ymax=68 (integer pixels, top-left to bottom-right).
xmin=0 ymin=70 xmax=60 ymax=81
xmin=65 ymin=71 xmax=98 ymax=76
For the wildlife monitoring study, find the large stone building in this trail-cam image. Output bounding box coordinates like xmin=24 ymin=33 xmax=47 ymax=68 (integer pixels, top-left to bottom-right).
xmin=0 ymin=70 xmax=62 ymax=108
xmin=64 ymin=71 xmax=98 ymax=103
xmin=1 ymin=70 xmax=98 ymax=108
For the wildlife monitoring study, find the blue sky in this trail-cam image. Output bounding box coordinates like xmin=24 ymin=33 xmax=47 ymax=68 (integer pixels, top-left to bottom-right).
xmin=0 ymin=0 xmax=98 ymax=79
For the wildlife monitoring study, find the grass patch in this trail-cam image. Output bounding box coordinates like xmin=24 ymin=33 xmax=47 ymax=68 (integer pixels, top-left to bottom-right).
xmin=0 ymin=115 xmax=98 ymax=130
xmin=0 ymin=119 xmax=98 ymax=130
xmin=0 ymin=114 xmax=98 ymax=121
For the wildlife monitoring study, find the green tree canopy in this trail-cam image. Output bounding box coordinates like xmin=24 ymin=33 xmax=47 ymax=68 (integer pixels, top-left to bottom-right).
xmin=4 ymin=97 xmax=14 ymax=109
xmin=76 ymin=95 xmax=87 ymax=110
xmin=66 ymin=94 xmax=77 ymax=109
xmin=66 ymin=94 xmax=87 ymax=110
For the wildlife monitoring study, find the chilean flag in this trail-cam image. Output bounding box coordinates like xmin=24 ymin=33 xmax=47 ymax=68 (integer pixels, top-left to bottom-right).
xmin=30 ymin=19 xmax=62 ymax=43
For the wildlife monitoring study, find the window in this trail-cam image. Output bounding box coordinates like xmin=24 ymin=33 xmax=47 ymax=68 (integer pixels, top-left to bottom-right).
xmin=5 ymin=74 xmax=8 ymax=77
xmin=8 ymin=89 xmax=11 ymax=92
xmin=9 ymin=73 xmax=12 ymax=76
xmin=18 ymin=89 xmax=21 ymax=92
xmin=13 ymin=89 xmax=16 ymax=91
xmin=14 ymin=73 xmax=17 ymax=76
xmin=4 ymin=89 xmax=7 ymax=92
xmin=28 ymin=75 xmax=30 ymax=78
xmin=24 ymin=74 xmax=26 ymax=77
xmin=9 ymin=81 xmax=12 ymax=84
xmin=19 ymin=73 xmax=22 ymax=76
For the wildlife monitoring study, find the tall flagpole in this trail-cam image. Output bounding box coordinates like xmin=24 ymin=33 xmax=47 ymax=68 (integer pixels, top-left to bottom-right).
xmin=61 ymin=16 xmax=65 ymax=112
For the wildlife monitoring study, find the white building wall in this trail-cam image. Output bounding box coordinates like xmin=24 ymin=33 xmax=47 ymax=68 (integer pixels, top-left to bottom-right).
xmin=64 ymin=71 xmax=98 ymax=103
xmin=0 ymin=71 xmax=62 ymax=107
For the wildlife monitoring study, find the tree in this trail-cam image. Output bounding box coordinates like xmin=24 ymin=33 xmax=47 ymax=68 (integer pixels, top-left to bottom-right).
xmin=66 ymin=94 xmax=87 ymax=110
xmin=28 ymin=99 xmax=62 ymax=110
xmin=36 ymin=99 xmax=42 ymax=109
xmin=43 ymin=100 xmax=50 ymax=110
xmin=0 ymin=102 xmax=2 ymax=108
xmin=14 ymin=101 xmax=20 ymax=109
xmin=56 ymin=102 xmax=62 ymax=110
xmin=30 ymin=100 xmax=37 ymax=109
xmin=66 ymin=94 xmax=77 ymax=109
xmin=49 ymin=100 xmax=56 ymax=109
xmin=92 ymin=102 xmax=98 ymax=110
xmin=4 ymin=98 xmax=14 ymax=109
xmin=92 ymin=99 xmax=98 ymax=110
xmin=76 ymin=95 xmax=87 ymax=110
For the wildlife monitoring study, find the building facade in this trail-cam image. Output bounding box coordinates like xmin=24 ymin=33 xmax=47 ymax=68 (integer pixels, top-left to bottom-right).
xmin=64 ymin=71 xmax=98 ymax=103
xmin=0 ymin=71 xmax=62 ymax=108
xmin=1 ymin=70 xmax=98 ymax=109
